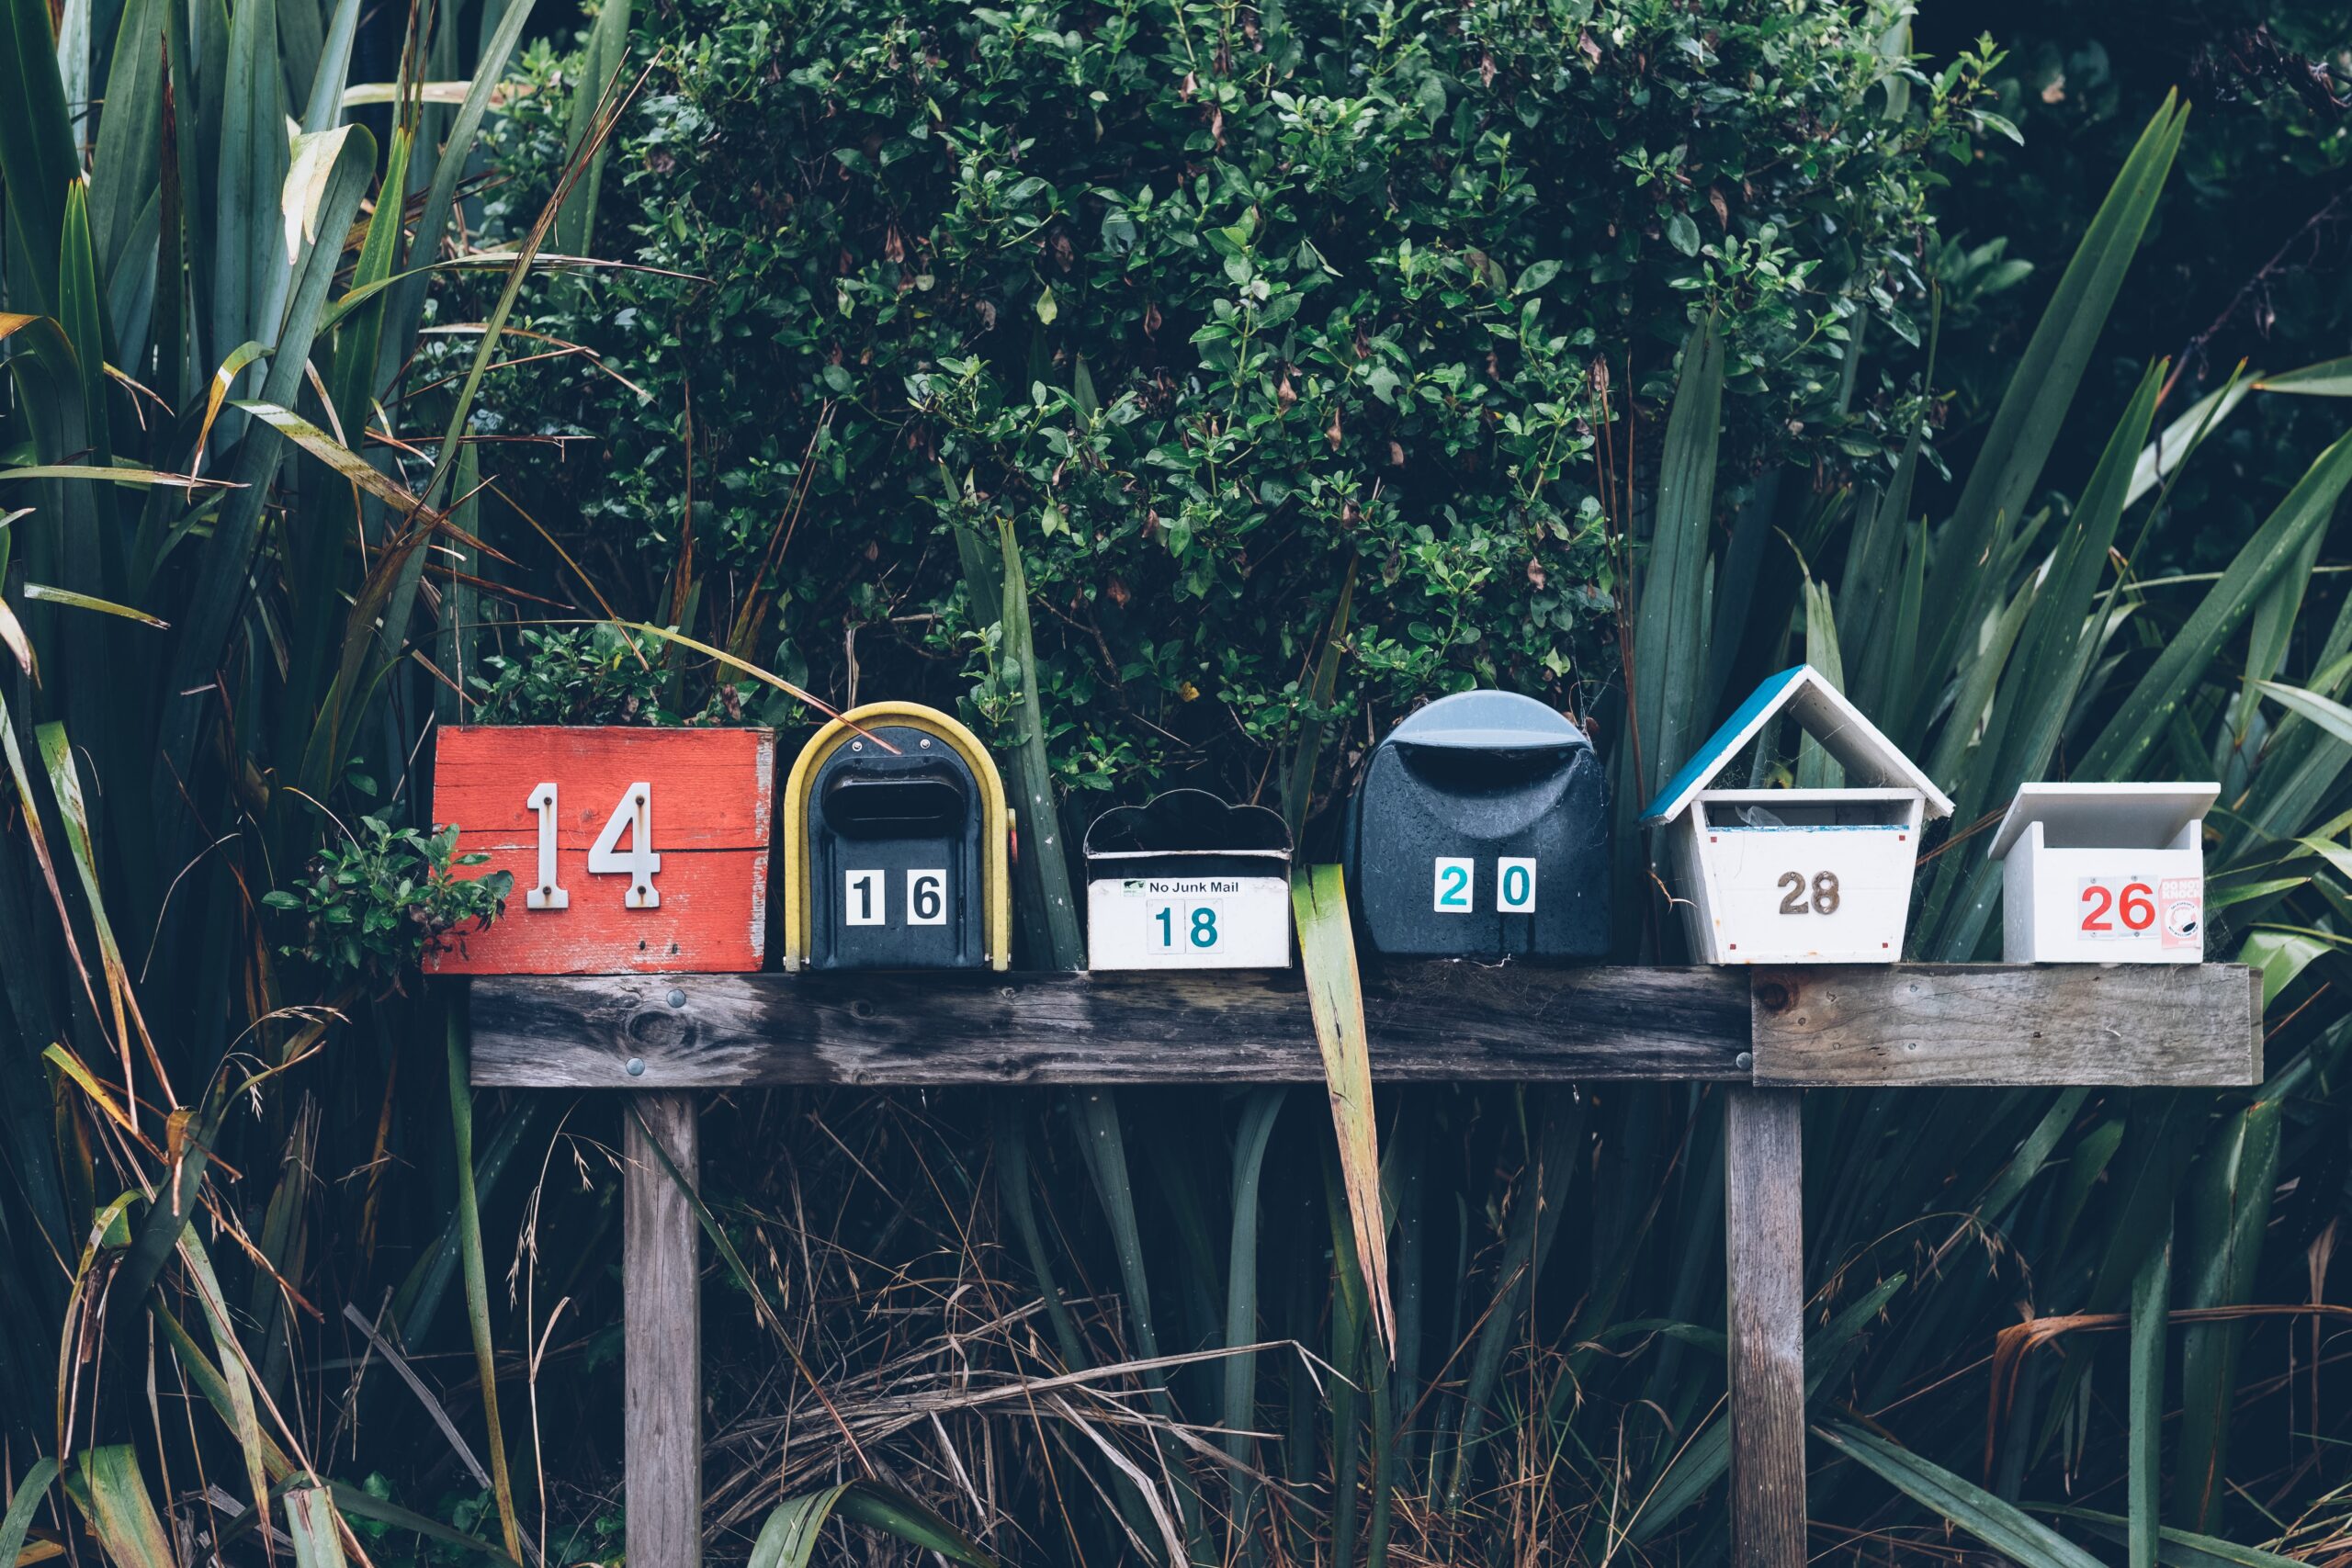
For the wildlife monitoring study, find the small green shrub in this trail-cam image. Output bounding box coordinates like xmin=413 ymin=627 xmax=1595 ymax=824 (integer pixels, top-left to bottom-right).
xmin=469 ymin=625 xmax=678 ymax=725
xmin=262 ymin=819 xmax=514 ymax=988
xmin=478 ymin=0 xmax=2006 ymax=797
xmin=469 ymin=623 xmax=769 ymax=726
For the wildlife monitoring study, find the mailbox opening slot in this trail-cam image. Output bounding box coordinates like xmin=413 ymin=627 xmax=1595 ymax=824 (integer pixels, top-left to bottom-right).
xmin=822 ymin=769 xmax=969 ymax=838
xmin=1696 ymin=790 xmax=1917 ymax=831
xmin=2013 ymin=802 xmax=2201 ymax=852
xmin=1395 ymin=741 xmax=1580 ymax=792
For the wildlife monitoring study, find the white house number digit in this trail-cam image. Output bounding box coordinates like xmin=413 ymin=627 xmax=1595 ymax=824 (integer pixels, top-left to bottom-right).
xmin=525 ymin=783 xmax=661 ymax=909
xmin=908 ymin=870 xmax=947 ymax=926
xmin=526 ymin=783 xmax=570 ymax=909
xmin=844 ymin=869 xmax=885 ymax=925
xmin=1775 ymin=870 xmax=1842 ymax=916
xmin=1433 ymin=857 xmax=1540 ymax=914
xmin=588 ymin=782 xmax=662 ymax=908
xmin=840 ymin=869 xmax=948 ymax=927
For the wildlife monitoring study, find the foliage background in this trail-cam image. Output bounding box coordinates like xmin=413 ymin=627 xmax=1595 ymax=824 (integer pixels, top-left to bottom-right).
xmin=471 ymin=0 xmax=2001 ymax=805
xmin=1920 ymin=0 xmax=2352 ymax=565
xmin=0 ymin=0 xmax=2349 ymax=1563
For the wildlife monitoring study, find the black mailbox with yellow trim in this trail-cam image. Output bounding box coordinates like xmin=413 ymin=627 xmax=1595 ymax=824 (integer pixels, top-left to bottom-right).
xmin=783 ymin=703 xmax=1012 ymax=971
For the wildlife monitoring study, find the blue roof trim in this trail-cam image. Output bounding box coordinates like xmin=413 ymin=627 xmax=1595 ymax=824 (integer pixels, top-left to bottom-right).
xmin=1638 ymin=663 xmax=1954 ymax=824
xmin=1639 ymin=666 xmax=1807 ymax=824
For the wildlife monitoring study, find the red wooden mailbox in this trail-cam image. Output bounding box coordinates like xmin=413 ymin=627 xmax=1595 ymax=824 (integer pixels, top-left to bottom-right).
xmin=425 ymin=726 xmax=776 ymax=975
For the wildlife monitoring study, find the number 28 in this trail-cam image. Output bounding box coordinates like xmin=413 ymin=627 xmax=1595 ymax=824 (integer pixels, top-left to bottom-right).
xmin=1776 ymin=870 xmax=1841 ymax=916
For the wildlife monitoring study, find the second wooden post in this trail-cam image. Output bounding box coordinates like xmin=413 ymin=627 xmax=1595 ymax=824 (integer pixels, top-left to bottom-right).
xmin=1724 ymin=1085 xmax=1806 ymax=1568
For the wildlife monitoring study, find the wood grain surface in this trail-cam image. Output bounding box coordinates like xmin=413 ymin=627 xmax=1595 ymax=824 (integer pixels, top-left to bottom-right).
xmin=1748 ymin=963 xmax=2261 ymax=1087
xmin=1724 ymin=1088 xmax=1807 ymax=1568
xmin=469 ymin=964 xmax=1754 ymax=1087
xmin=624 ymin=1093 xmax=701 ymax=1568
xmin=471 ymin=963 xmax=2263 ymax=1089
xmin=425 ymin=727 xmax=775 ymax=976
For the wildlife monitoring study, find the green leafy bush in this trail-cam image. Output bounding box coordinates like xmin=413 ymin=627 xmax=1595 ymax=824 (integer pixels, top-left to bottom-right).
xmin=471 ymin=623 xmax=677 ymax=724
xmin=480 ymin=0 xmax=2005 ymax=795
xmin=263 ymin=819 xmax=514 ymax=988
xmin=471 ymin=623 xmax=766 ymax=725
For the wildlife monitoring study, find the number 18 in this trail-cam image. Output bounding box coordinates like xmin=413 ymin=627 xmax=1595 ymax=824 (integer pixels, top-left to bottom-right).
xmin=1154 ymin=905 xmax=1219 ymax=949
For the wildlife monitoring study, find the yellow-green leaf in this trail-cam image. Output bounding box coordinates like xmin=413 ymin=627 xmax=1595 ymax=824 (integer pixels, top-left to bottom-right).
xmin=64 ymin=1449 xmax=174 ymax=1568
xmin=18 ymin=584 xmax=166 ymax=627
xmin=1291 ymin=862 xmax=1394 ymax=1354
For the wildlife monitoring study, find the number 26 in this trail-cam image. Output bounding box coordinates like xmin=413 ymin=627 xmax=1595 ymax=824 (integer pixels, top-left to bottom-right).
xmin=2081 ymin=882 xmax=2154 ymax=933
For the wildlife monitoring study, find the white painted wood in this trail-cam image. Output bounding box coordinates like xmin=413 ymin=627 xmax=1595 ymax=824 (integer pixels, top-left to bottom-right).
xmin=1989 ymin=784 xmax=2216 ymax=963
xmin=1666 ymin=795 xmax=1928 ymax=964
xmin=1085 ymin=872 xmax=1292 ymax=969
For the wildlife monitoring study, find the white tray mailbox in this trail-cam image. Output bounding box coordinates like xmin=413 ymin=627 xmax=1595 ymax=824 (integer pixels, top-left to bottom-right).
xmin=1641 ymin=665 xmax=1953 ymax=964
xmin=1084 ymin=790 xmax=1294 ymax=970
xmin=1987 ymin=782 xmax=2218 ymax=963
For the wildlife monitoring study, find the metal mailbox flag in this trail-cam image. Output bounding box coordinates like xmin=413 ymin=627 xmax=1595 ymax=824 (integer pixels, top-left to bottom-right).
xmin=1642 ymin=665 xmax=1952 ymax=964
xmin=425 ymin=726 xmax=776 ymax=974
xmin=1084 ymin=790 xmax=1294 ymax=970
xmin=781 ymin=702 xmax=1012 ymax=972
xmin=1340 ymin=689 xmax=1611 ymax=961
xmin=1987 ymin=782 xmax=2218 ymax=963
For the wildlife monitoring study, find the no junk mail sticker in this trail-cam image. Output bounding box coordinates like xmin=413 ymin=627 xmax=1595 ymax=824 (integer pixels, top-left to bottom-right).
xmin=426 ymin=726 xmax=776 ymax=975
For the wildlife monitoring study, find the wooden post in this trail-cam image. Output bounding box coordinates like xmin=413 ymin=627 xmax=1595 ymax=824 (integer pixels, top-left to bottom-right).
xmin=1724 ymin=1085 xmax=1806 ymax=1568
xmin=625 ymin=1091 xmax=701 ymax=1568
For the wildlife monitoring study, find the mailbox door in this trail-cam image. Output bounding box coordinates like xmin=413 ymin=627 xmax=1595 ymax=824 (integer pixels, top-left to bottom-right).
xmin=1351 ymin=741 xmax=1610 ymax=959
xmin=2010 ymin=835 xmax=2205 ymax=963
xmin=1086 ymin=858 xmax=1293 ymax=969
xmin=806 ymin=726 xmax=988 ymax=969
xmin=1695 ymin=821 xmax=1915 ymax=963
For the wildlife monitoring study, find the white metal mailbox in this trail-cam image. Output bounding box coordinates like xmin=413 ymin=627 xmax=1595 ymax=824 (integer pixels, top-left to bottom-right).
xmin=1987 ymin=782 xmax=2218 ymax=963
xmin=1640 ymin=665 xmax=1953 ymax=964
xmin=1084 ymin=790 xmax=1294 ymax=970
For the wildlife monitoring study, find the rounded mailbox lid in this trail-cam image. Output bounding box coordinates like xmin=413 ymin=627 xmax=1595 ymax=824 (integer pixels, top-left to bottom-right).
xmin=1084 ymin=788 xmax=1293 ymax=860
xmin=1386 ymin=690 xmax=1590 ymax=753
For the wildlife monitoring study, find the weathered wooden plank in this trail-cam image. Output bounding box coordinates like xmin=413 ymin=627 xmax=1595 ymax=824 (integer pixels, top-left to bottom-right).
xmin=624 ymin=1092 xmax=701 ymax=1568
xmin=428 ymin=726 xmax=775 ymax=976
xmin=469 ymin=965 xmax=1753 ymax=1088
xmin=1749 ymin=964 xmax=2261 ymax=1088
xmin=1724 ymin=1087 xmax=1807 ymax=1568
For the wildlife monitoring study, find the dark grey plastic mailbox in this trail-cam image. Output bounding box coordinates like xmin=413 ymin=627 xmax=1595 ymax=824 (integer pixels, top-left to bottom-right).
xmin=1340 ymin=690 xmax=1611 ymax=960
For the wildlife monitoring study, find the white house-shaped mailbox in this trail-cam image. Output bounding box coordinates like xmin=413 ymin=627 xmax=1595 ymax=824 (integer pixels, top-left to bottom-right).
xmin=1641 ymin=665 xmax=1953 ymax=964
xmin=1986 ymin=782 xmax=2218 ymax=963
xmin=1084 ymin=790 xmax=1294 ymax=970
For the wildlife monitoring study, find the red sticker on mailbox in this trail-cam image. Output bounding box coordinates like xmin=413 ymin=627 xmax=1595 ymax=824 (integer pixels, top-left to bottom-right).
xmin=2160 ymin=874 xmax=2201 ymax=952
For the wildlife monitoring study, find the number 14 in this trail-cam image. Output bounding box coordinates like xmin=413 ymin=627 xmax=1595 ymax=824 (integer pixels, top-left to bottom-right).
xmin=525 ymin=781 xmax=661 ymax=910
